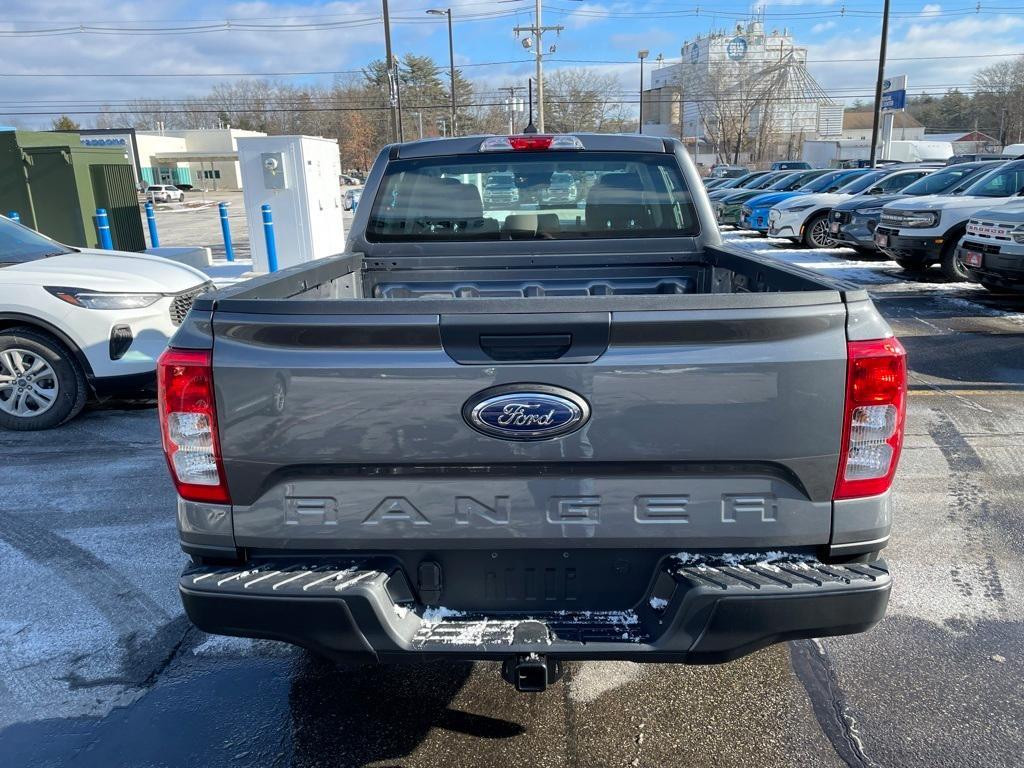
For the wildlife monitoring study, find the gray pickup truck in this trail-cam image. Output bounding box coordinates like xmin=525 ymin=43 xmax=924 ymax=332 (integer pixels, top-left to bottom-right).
xmin=161 ymin=134 xmax=904 ymax=692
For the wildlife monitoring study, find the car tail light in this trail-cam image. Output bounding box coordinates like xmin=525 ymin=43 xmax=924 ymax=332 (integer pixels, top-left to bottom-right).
xmin=479 ymin=135 xmax=584 ymax=152
xmin=834 ymin=338 xmax=907 ymax=500
xmin=157 ymin=348 xmax=230 ymax=504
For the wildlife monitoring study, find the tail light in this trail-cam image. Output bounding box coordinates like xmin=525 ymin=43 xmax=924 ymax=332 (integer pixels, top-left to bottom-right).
xmin=834 ymin=338 xmax=907 ymax=500
xmin=479 ymin=135 xmax=585 ymax=152
xmin=157 ymin=348 xmax=230 ymax=504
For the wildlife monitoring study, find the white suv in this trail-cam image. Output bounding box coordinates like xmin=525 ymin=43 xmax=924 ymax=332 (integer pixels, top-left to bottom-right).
xmin=875 ymin=160 xmax=1024 ymax=280
xmin=146 ymin=184 xmax=185 ymax=203
xmin=0 ymin=215 xmax=209 ymax=430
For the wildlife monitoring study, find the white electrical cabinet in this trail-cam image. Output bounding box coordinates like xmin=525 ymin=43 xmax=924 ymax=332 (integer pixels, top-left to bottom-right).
xmin=237 ymin=135 xmax=345 ymax=272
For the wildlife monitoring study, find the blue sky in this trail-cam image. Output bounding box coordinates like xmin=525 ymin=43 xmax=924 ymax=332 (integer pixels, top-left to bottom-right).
xmin=2 ymin=0 xmax=1024 ymax=127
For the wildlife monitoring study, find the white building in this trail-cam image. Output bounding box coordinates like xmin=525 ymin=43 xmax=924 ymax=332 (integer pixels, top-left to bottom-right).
xmin=135 ymin=128 xmax=267 ymax=190
xmin=642 ymin=20 xmax=841 ymax=163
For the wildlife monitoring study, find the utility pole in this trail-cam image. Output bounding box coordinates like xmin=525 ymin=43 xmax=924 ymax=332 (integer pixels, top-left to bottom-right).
xmin=382 ymin=0 xmax=402 ymax=143
xmin=514 ymin=0 xmax=563 ymax=132
xmin=500 ymin=85 xmax=526 ymax=133
xmin=638 ymin=50 xmax=649 ymax=134
xmin=868 ymin=0 xmax=891 ymax=167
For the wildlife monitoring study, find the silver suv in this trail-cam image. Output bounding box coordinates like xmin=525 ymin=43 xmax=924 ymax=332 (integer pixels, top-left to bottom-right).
xmin=957 ymin=203 xmax=1024 ymax=292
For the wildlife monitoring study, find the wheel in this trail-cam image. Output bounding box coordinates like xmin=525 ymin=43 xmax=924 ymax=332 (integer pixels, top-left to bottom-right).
xmin=0 ymin=327 xmax=87 ymax=431
xmin=938 ymin=237 xmax=970 ymax=281
xmin=802 ymin=213 xmax=834 ymax=248
xmin=894 ymin=257 xmax=926 ymax=273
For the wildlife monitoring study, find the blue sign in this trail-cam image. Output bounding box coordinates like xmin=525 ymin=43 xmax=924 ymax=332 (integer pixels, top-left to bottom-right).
xmin=881 ymin=90 xmax=906 ymax=111
xmin=727 ymin=36 xmax=748 ymax=61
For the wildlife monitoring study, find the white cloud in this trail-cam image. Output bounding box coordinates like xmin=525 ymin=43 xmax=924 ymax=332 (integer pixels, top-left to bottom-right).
xmin=920 ymin=4 xmax=942 ymax=17
xmin=811 ymin=21 xmax=836 ymax=34
xmin=805 ymin=14 xmax=1024 ymax=111
xmin=562 ymin=2 xmax=609 ymax=31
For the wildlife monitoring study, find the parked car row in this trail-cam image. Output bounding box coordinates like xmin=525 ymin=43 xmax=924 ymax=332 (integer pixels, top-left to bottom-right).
xmin=716 ymin=158 xmax=1024 ymax=290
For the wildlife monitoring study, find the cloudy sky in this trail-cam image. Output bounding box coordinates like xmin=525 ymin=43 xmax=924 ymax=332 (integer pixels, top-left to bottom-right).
xmin=2 ymin=0 xmax=1023 ymax=128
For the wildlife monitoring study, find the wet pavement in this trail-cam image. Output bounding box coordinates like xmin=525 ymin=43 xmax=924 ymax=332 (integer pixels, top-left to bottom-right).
xmin=1 ymin=234 xmax=1022 ymax=767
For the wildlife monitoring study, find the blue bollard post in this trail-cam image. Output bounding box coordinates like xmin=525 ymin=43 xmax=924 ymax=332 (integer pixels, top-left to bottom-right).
xmin=94 ymin=208 xmax=114 ymax=249
xmin=218 ymin=202 xmax=235 ymax=262
xmin=144 ymin=202 xmax=160 ymax=248
xmin=6 ymin=211 xmax=20 ymax=223
xmin=261 ymin=204 xmax=278 ymax=272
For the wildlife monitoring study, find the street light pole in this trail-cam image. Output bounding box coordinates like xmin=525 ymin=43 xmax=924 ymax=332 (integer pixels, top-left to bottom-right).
xmin=638 ymin=49 xmax=649 ymax=134
xmin=427 ymin=8 xmax=458 ymax=136
xmin=868 ymin=0 xmax=891 ymax=167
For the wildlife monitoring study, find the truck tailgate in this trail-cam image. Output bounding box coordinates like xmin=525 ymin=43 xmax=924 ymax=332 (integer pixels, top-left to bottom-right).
xmin=213 ymin=302 xmax=847 ymax=549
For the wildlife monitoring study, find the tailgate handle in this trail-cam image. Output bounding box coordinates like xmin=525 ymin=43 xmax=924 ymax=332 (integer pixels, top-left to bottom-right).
xmin=479 ymin=333 xmax=572 ymax=361
xmin=440 ymin=312 xmax=610 ymax=364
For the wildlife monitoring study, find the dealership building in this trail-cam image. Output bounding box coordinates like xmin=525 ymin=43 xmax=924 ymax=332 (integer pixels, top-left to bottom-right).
xmin=78 ymin=127 xmax=266 ymax=190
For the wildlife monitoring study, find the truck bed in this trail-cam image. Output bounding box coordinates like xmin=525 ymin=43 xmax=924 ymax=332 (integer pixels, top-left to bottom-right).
xmin=198 ymin=244 xmax=863 ymax=312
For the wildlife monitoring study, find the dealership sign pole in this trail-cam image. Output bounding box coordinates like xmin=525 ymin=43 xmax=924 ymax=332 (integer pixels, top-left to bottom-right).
xmin=880 ymin=74 xmax=908 ymax=161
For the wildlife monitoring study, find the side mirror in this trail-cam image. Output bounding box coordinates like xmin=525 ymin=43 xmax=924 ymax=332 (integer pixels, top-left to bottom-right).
xmin=867 ymin=186 xmax=883 ymax=194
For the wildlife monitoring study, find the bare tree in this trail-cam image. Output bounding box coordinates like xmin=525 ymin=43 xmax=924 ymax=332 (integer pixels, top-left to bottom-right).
xmin=691 ymin=57 xmax=791 ymax=164
xmin=542 ymin=69 xmax=630 ymax=133
xmin=973 ymin=57 xmax=1024 ymax=144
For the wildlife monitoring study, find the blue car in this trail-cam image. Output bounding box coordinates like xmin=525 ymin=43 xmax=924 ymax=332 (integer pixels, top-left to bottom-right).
xmin=739 ymin=169 xmax=871 ymax=234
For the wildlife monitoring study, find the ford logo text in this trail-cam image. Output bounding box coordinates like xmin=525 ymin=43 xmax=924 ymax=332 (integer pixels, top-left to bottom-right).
xmin=464 ymin=385 xmax=590 ymax=440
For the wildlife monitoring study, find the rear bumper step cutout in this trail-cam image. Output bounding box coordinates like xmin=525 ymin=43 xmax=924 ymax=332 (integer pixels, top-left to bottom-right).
xmin=178 ymin=557 xmax=890 ymax=664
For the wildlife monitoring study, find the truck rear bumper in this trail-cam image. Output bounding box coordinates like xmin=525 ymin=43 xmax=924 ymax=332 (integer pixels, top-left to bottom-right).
xmin=179 ymin=556 xmax=890 ymax=664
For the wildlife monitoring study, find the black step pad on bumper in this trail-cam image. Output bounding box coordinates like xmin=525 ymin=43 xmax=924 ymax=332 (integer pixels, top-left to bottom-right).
xmin=179 ymin=558 xmax=890 ymax=664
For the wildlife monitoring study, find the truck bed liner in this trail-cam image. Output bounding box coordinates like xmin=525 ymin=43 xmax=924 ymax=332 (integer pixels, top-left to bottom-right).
xmin=194 ymin=245 xmax=866 ymax=317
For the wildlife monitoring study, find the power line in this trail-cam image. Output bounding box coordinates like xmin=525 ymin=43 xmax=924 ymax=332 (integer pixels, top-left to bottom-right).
xmin=3 ymin=49 xmax=1023 ymax=81
xmin=6 ymin=89 xmax=1024 ymax=118
xmin=3 ymin=1 xmax=1023 ymax=31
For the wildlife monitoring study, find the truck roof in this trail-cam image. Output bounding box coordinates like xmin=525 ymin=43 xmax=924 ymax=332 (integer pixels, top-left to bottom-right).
xmin=394 ymin=133 xmax=674 ymax=159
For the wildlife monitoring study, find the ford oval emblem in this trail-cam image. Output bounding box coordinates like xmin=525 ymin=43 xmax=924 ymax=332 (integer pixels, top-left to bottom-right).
xmin=464 ymin=384 xmax=590 ymax=441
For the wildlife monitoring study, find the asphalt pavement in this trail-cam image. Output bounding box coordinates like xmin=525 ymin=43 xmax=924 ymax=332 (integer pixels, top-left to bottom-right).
xmin=0 ymin=232 xmax=1022 ymax=767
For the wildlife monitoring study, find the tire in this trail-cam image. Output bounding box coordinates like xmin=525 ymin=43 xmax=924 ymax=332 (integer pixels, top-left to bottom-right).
xmin=938 ymin=236 xmax=970 ymax=282
xmin=0 ymin=327 xmax=87 ymax=431
xmin=802 ymin=213 xmax=834 ymax=248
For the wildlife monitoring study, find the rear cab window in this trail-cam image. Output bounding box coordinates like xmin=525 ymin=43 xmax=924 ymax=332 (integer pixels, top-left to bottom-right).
xmin=365 ymin=151 xmax=700 ymax=241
